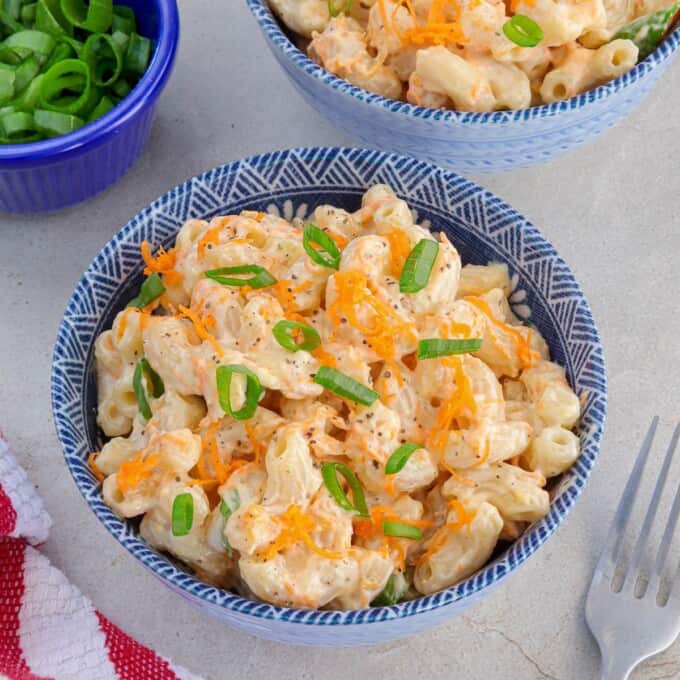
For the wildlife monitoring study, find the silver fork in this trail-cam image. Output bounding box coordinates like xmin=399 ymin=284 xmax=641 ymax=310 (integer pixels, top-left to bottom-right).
xmin=586 ymin=417 xmax=680 ymax=679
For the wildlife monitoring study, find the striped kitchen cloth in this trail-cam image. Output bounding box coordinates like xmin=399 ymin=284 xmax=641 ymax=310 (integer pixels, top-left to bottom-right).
xmin=0 ymin=432 xmax=203 ymax=680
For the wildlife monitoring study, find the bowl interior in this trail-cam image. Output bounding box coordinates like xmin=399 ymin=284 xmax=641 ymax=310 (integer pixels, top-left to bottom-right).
xmin=53 ymin=147 xmax=606 ymax=626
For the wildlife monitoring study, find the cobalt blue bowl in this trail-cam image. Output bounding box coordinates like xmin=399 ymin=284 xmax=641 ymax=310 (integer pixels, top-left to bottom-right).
xmin=0 ymin=0 xmax=179 ymax=213
xmin=246 ymin=0 xmax=680 ymax=173
xmin=52 ymin=147 xmax=607 ymax=645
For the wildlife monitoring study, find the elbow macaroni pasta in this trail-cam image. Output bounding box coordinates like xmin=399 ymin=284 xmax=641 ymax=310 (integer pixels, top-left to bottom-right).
xmin=94 ymin=184 xmax=582 ymax=609
xmin=267 ymin=0 xmax=679 ymax=111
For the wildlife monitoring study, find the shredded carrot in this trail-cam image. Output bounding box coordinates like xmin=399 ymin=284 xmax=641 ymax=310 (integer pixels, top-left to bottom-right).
xmin=471 ymin=436 xmax=491 ymax=468
xmin=311 ymin=345 xmax=337 ymax=368
xmin=426 ymin=355 xmax=477 ymax=454
xmin=140 ymin=241 xmax=183 ymax=287
xmin=245 ymin=421 xmax=265 ymax=464
xmin=197 ymin=226 xmax=223 ymax=259
xmin=117 ymin=451 xmax=161 ymax=494
xmin=416 ymin=499 xmax=476 ymax=565
xmin=383 ymin=229 xmax=412 ymax=277
xmin=177 ymin=304 xmax=224 ymax=357
xmin=88 ymin=452 xmax=105 ymax=484
xmin=261 ymin=505 xmax=343 ymax=561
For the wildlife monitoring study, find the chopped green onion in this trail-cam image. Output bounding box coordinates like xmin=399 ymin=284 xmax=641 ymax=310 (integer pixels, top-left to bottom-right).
xmin=302 ymin=223 xmax=341 ymax=270
xmin=42 ymin=42 xmax=73 ymax=70
xmin=87 ymin=93 xmax=113 ymax=121
xmin=60 ymin=0 xmax=112 ymax=32
xmin=171 ymin=493 xmax=194 ymax=537
xmin=4 ymin=29 xmax=56 ymax=56
xmin=14 ymin=55 xmax=41 ymax=94
xmin=313 ymin=365 xmax=379 ymax=406
xmin=111 ymin=4 xmax=135 ymax=34
xmin=0 ymin=45 xmax=25 ymax=65
xmin=502 ymin=15 xmax=544 ymax=47
xmin=205 ymin=264 xmax=276 ymax=289
xmin=83 ymin=32 xmax=125 ymax=86
xmin=219 ymin=489 xmax=240 ymax=557
xmin=216 ymin=364 xmax=263 ymax=421
xmin=20 ymin=2 xmax=37 ymax=24
xmin=123 ymin=30 xmax=150 ymax=75
xmin=33 ymin=107 xmax=83 ymax=136
xmin=36 ymin=0 xmax=73 ymax=36
xmin=127 ymin=272 xmax=165 ymax=308
xmin=417 ymin=338 xmax=483 ymax=359
xmin=371 ymin=572 xmax=408 ymax=606
xmin=272 ymin=320 xmax=321 ymax=352
xmin=11 ymin=72 xmax=43 ymax=108
xmin=132 ymin=357 xmax=165 ymax=421
xmin=399 ymin=239 xmax=439 ymax=293
xmin=0 ymin=110 xmax=35 ymax=140
xmin=382 ymin=520 xmax=422 ymax=540
xmin=385 ymin=442 xmax=421 ymax=475
xmin=3 ymin=0 xmax=22 ymax=20
xmin=0 ymin=8 xmax=22 ymax=31
xmin=328 ymin=0 xmax=352 ymax=18
xmin=321 ymin=462 xmax=369 ymax=517
xmin=110 ymin=74 xmax=129 ymax=97
xmin=614 ymin=3 xmax=680 ymax=61
xmin=0 ymin=68 xmax=16 ymax=104
xmin=39 ymin=58 xmax=93 ymax=114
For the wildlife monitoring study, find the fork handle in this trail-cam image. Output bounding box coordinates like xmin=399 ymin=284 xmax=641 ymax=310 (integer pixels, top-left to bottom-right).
xmin=600 ymin=653 xmax=637 ymax=680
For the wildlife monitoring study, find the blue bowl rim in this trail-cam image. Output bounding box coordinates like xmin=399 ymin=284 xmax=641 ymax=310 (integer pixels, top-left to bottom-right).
xmin=52 ymin=146 xmax=607 ymax=627
xmin=0 ymin=0 xmax=180 ymax=164
xmin=246 ymin=0 xmax=680 ymax=125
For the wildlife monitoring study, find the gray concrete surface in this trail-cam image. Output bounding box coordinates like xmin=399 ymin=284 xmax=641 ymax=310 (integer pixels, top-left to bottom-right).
xmin=2 ymin=2 xmax=680 ymax=679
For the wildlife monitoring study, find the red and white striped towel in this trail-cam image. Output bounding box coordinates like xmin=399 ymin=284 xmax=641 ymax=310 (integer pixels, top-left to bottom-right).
xmin=0 ymin=432 xmax=203 ymax=680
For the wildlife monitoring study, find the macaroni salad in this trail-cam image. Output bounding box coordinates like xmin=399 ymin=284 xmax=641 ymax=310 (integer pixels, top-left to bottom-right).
xmin=93 ymin=185 xmax=581 ymax=609
xmin=268 ymin=0 xmax=680 ymax=111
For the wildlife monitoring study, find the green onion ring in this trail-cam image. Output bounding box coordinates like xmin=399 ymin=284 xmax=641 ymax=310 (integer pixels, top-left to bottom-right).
xmin=4 ymin=29 xmax=56 ymax=57
xmin=302 ymin=223 xmax=342 ymax=270
xmin=205 ymin=264 xmax=277 ymax=289
xmin=216 ymin=364 xmax=264 ymax=420
xmin=112 ymin=4 xmax=136 ymax=34
xmin=328 ymin=0 xmax=352 ymax=18
xmin=313 ymin=365 xmax=379 ymax=406
xmin=399 ymin=239 xmax=439 ymax=294
xmin=382 ymin=520 xmax=422 ymax=540
xmin=36 ymin=0 xmax=73 ymax=36
xmin=83 ymin=32 xmax=125 ymax=86
xmin=321 ymin=462 xmax=369 ymax=517
xmin=39 ymin=58 xmax=92 ymax=114
xmin=417 ymin=338 xmax=483 ymax=359
xmin=127 ymin=272 xmax=165 ymax=308
xmin=502 ymin=15 xmax=544 ymax=48
xmin=272 ymin=320 xmax=321 ymax=352
xmin=385 ymin=442 xmax=421 ymax=475
xmin=171 ymin=493 xmax=194 ymax=537
xmin=132 ymin=357 xmax=165 ymax=421
xmin=60 ymin=0 xmax=112 ymax=32
xmin=123 ymin=31 xmax=150 ymax=75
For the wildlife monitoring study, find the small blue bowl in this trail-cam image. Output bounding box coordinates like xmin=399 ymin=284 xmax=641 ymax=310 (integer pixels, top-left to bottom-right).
xmin=247 ymin=0 xmax=680 ymax=173
xmin=52 ymin=147 xmax=607 ymax=646
xmin=0 ymin=0 xmax=179 ymax=213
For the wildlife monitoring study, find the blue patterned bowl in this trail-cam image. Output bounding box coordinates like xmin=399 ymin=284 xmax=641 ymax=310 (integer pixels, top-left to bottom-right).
xmin=246 ymin=0 xmax=680 ymax=173
xmin=51 ymin=147 xmax=607 ymax=645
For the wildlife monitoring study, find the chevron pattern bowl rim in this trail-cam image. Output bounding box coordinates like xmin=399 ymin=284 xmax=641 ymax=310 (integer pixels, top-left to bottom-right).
xmin=52 ymin=146 xmax=607 ymax=628
xmin=246 ymin=0 xmax=680 ymax=126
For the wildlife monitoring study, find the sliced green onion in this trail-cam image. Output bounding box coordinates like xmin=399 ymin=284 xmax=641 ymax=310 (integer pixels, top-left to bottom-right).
xmin=127 ymin=272 xmax=165 ymax=308
xmin=503 ymin=15 xmax=544 ymax=47
xmin=219 ymin=489 xmax=241 ymax=557
xmin=302 ymin=223 xmax=341 ymax=270
xmin=272 ymin=320 xmax=321 ymax=352
xmin=0 ymin=8 xmax=22 ymax=31
xmin=36 ymin=0 xmax=73 ymax=36
xmin=383 ymin=520 xmax=422 ymax=540
xmin=614 ymin=3 xmax=680 ymax=61
xmin=87 ymin=93 xmax=113 ymax=121
xmin=132 ymin=357 xmax=165 ymax=421
xmin=171 ymin=493 xmax=194 ymax=537
xmin=20 ymin=2 xmax=37 ymax=24
xmin=39 ymin=58 xmax=92 ymax=114
xmin=313 ymin=365 xmax=379 ymax=406
xmin=328 ymin=0 xmax=352 ymax=18
xmin=385 ymin=442 xmax=421 ymax=475
xmin=60 ymin=0 xmax=112 ymax=32
xmin=417 ymin=338 xmax=483 ymax=359
xmin=123 ymin=30 xmax=150 ymax=75
xmin=111 ymin=4 xmax=135 ymax=34
xmin=14 ymin=55 xmax=40 ymax=94
xmin=0 ymin=67 xmax=16 ymax=104
xmin=110 ymin=73 xmax=129 ymax=97
xmin=0 ymin=45 xmax=25 ymax=65
xmin=11 ymin=72 xmax=43 ymax=108
xmin=205 ymin=264 xmax=276 ymax=289
xmin=42 ymin=41 xmax=74 ymax=70
xmin=83 ymin=32 xmax=124 ymax=86
xmin=371 ymin=572 xmax=408 ymax=606
xmin=216 ymin=364 xmax=263 ymax=421
xmin=3 ymin=0 xmax=22 ymax=20
xmin=33 ymin=106 xmax=82 ymax=136
xmin=4 ymin=28 xmax=55 ymax=56
xmin=321 ymin=462 xmax=369 ymax=517
xmin=399 ymin=239 xmax=438 ymax=293
xmin=0 ymin=110 xmax=35 ymax=140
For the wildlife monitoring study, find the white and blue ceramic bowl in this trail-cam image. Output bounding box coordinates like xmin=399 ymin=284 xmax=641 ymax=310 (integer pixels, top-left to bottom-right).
xmin=246 ymin=0 xmax=680 ymax=174
xmin=52 ymin=147 xmax=607 ymax=646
